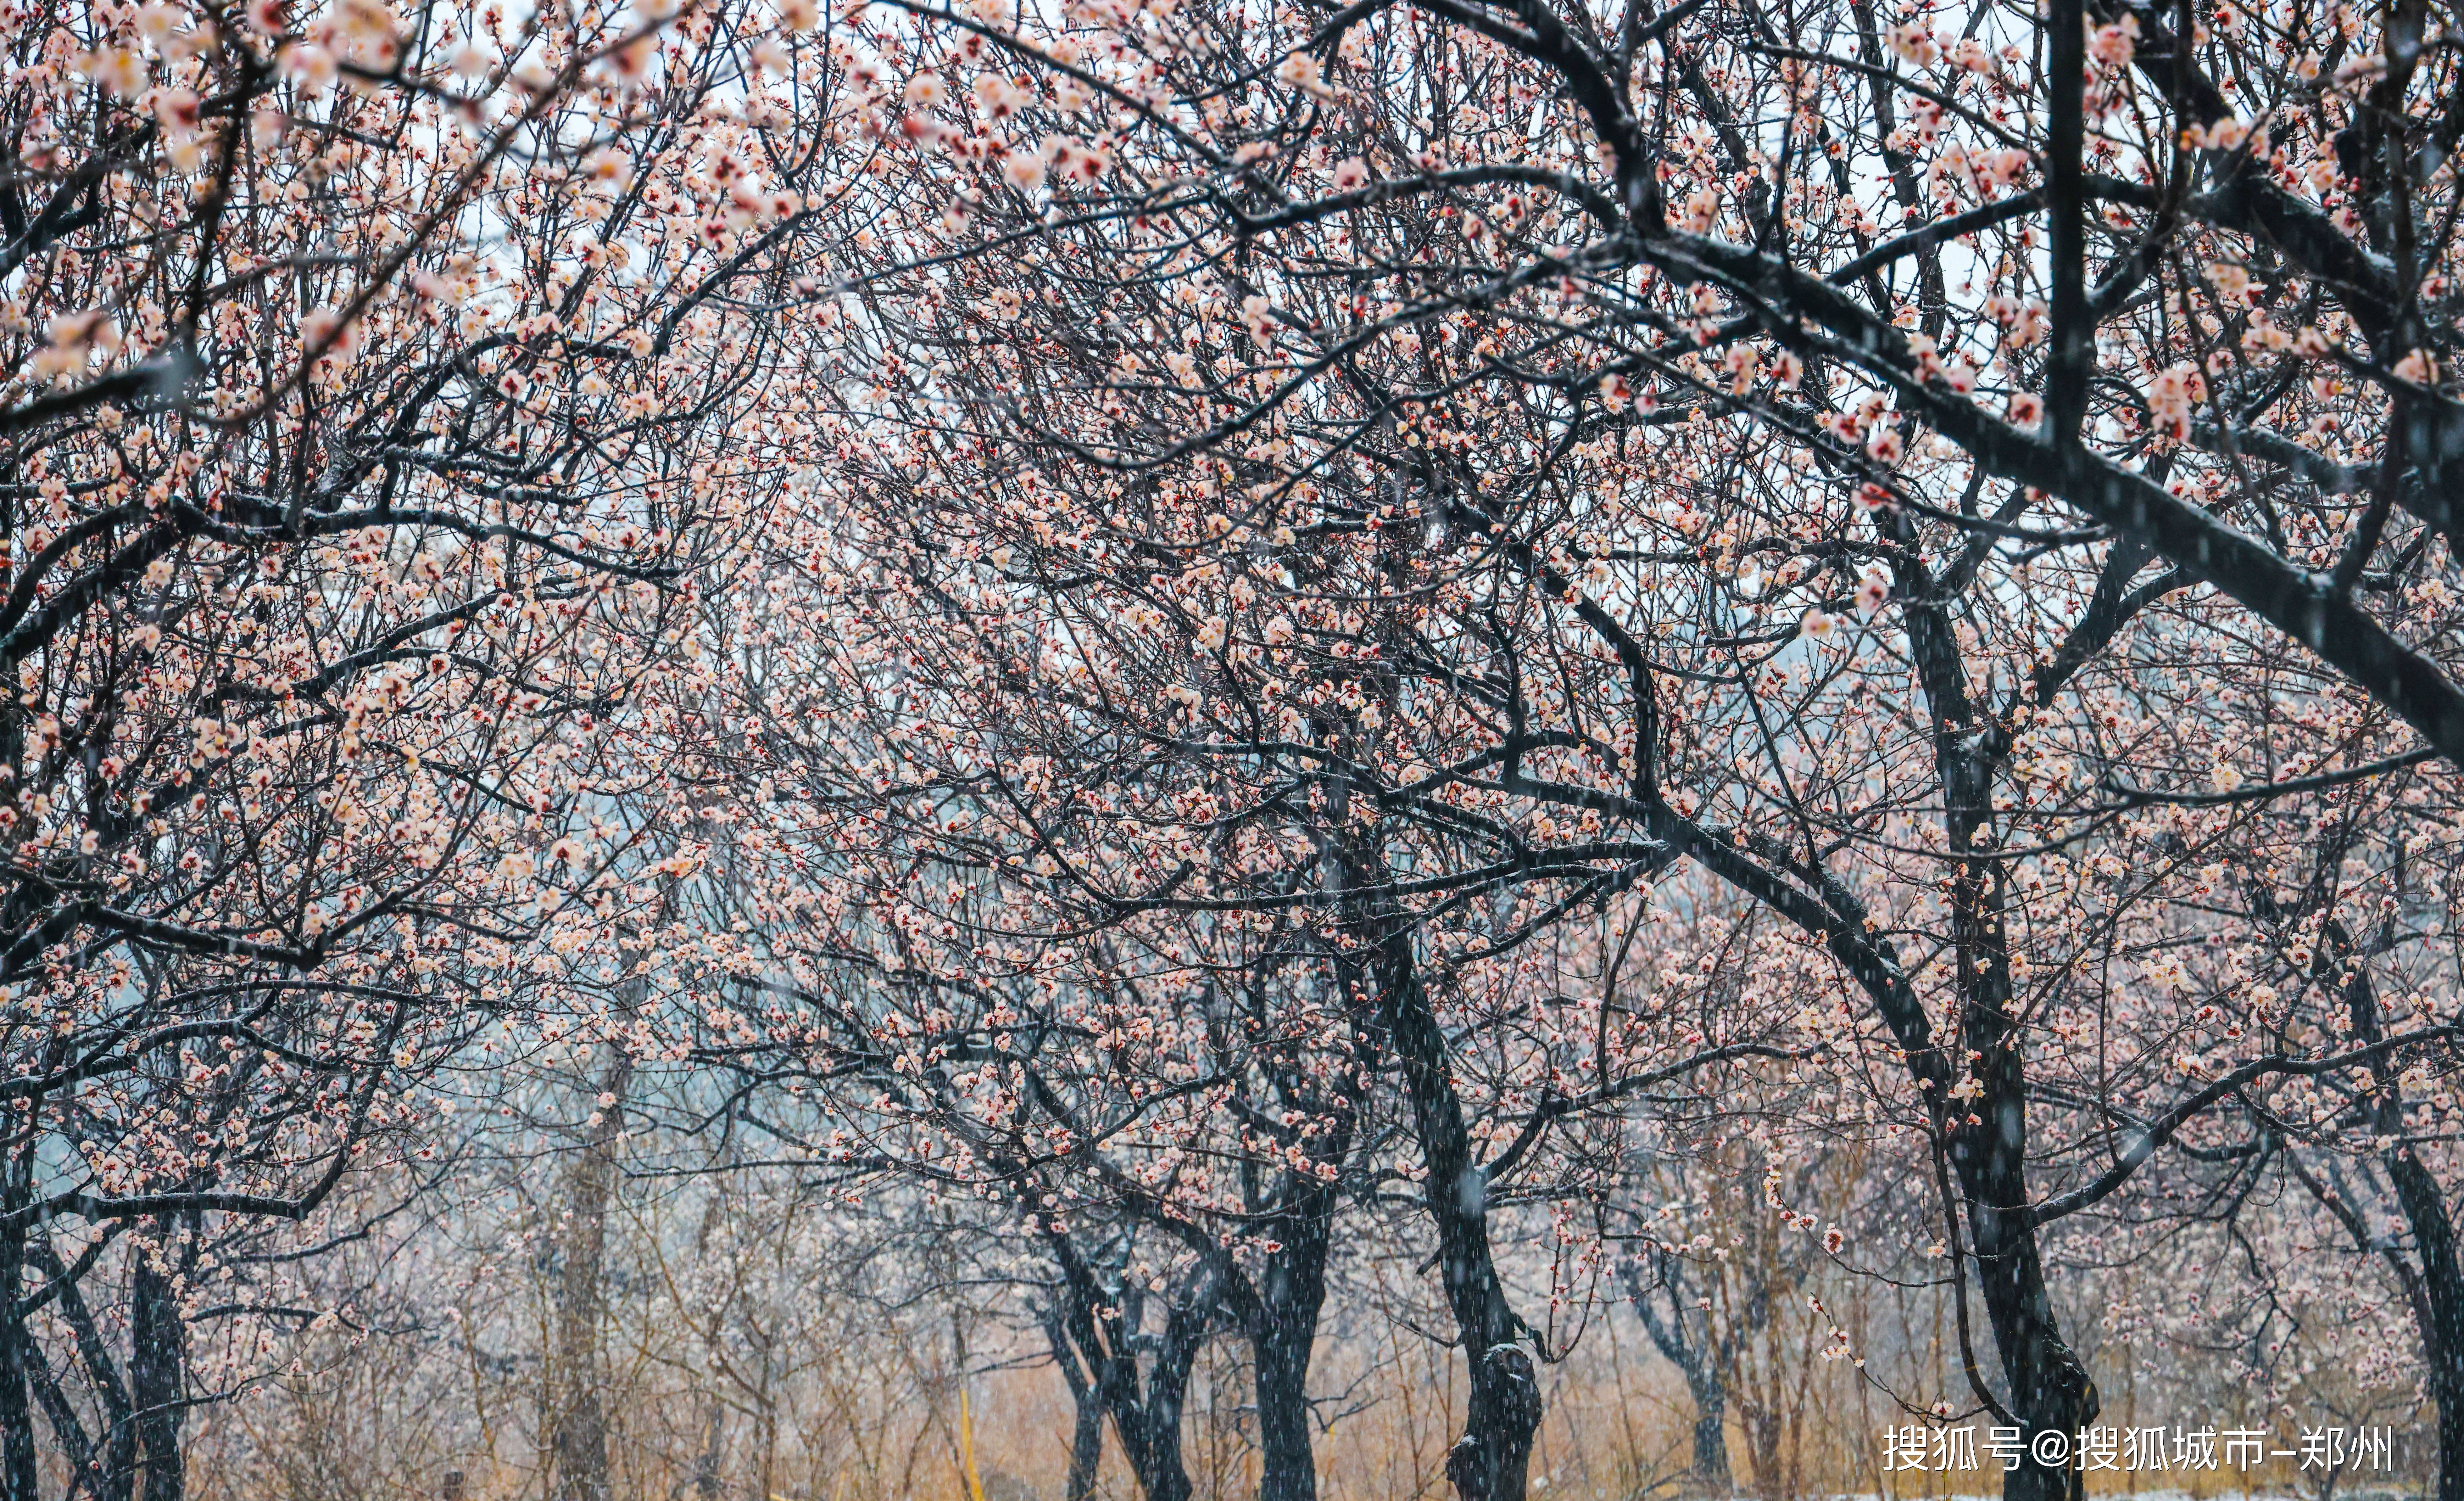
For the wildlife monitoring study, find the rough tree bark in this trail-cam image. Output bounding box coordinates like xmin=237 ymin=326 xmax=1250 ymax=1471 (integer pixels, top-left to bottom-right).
xmin=547 ymin=1043 xmax=634 ymax=1501
xmin=128 ymin=1224 xmax=187 ymax=1501
xmin=1370 ymin=926 xmax=1541 ymax=1501
xmin=0 ymin=1215 xmax=34 ymax=1501
xmin=1043 ymin=1311 xmax=1107 ymax=1501
xmin=1246 ymin=1214 xmax=1331 ymax=1501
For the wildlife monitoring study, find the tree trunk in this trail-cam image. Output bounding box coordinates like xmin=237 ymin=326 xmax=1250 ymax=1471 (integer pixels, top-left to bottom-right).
xmin=1044 ymin=1311 xmax=1106 ymax=1501
xmin=1103 ymin=1279 xmax=1207 ymax=1501
xmin=1252 ymin=1276 xmax=1321 ymax=1501
xmin=693 ymin=1393 xmax=723 ymax=1501
xmin=29 ymin=1232 xmax=135 ymax=1501
xmin=1112 ymin=1372 xmax=1196 ymax=1501
xmin=1906 ymin=528 xmax=2106 ymax=1501
xmin=1692 ymin=1404 xmax=1730 ymax=1489
xmin=548 ymin=1044 xmax=634 ymax=1501
xmin=1371 ymin=927 xmax=1540 ymax=1501
xmin=2340 ymin=944 xmax=2464 ymax=1501
xmin=1958 ymin=1165 xmax=2095 ymax=1501
xmin=1237 ymin=941 xmax=1375 ymax=1501
xmin=1067 ymin=1389 xmax=1104 ymax=1501
xmin=1235 ymin=1160 xmax=1346 ymax=1501
xmin=1044 ymin=1231 xmax=1215 ymax=1501
xmin=1950 ymin=854 xmax=2096 ymax=1501
xmin=1625 ymin=1257 xmax=1729 ymax=1492
xmin=129 ymin=1227 xmax=186 ymax=1501
xmin=1951 ymin=868 xmax=2098 ymax=1501
xmin=2382 ymin=1144 xmax=2464 ymax=1501
xmin=0 ymin=1217 xmax=36 ymax=1501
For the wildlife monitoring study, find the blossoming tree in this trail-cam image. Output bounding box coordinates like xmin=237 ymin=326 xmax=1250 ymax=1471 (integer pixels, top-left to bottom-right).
xmin=717 ymin=0 xmax=2464 ymax=1495
xmin=0 ymin=0 xmax=861 ymax=1490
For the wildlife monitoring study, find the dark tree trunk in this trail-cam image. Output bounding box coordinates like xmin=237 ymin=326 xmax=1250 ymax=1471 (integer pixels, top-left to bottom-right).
xmin=1945 ymin=843 xmax=2095 ymax=1501
xmin=1235 ymin=1120 xmax=1354 ymax=1501
xmin=1043 ymin=1231 xmax=1217 ymax=1501
xmin=1949 ymin=841 xmax=2097 ymax=1501
xmin=1110 ymin=1353 xmax=1199 ymax=1501
xmin=2339 ymin=939 xmax=2464 ymax=1501
xmin=1894 ymin=515 xmax=2116 ymax=1501
xmin=1692 ymin=1398 xmax=1731 ymax=1488
xmin=1319 ymin=781 xmax=1539 ymax=1501
xmin=1371 ymin=928 xmax=1540 ymax=1501
xmin=2382 ymin=1143 xmax=2464 ymax=1501
xmin=1956 ymin=1145 xmax=2096 ymax=1501
xmin=1067 ymin=1388 xmax=1104 ymax=1501
xmin=1625 ymin=1257 xmax=1729 ymax=1491
xmin=1251 ymin=1255 xmax=1323 ymax=1501
xmin=1044 ymin=1311 xmax=1106 ymax=1501
xmin=0 ymin=1217 xmax=36 ymax=1501
xmin=129 ymin=1229 xmax=186 ymax=1501
xmin=30 ymin=1233 xmax=136 ymax=1501
xmin=1233 ymin=936 xmax=1377 ymax=1501
xmin=1101 ymin=1289 xmax=1206 ymax=1501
